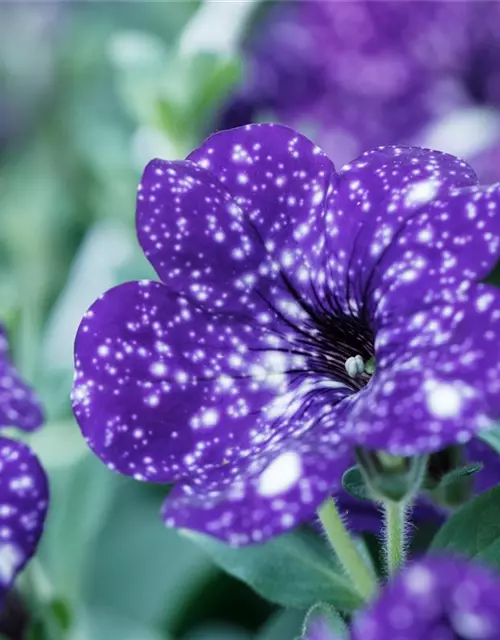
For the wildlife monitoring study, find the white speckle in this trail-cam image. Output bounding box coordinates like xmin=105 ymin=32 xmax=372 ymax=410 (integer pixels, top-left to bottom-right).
xmin=217 ymin=374 xmax=233 ymax=390
xmin=404 ymin=180 xmax=438 ymax=207
xmin=145 ymin=394 xmax=160 ymax=407
xmin=150 ymin=362 xmax=167 ymax=377
xmin=417 ymin=228 xmax=433 ymax=243
xmin=401 ymin=269 xmax=418 ymax=282
xmin=281 ymin=250 xmax=294 ymax=268
xmin=10 ymin=476 xmax=33 ymax=491
xmin=426 ymin=381 xmax=462 ymax=418
xmin=312 ymin=190 xmax=324 ymax=206
xmin=229 ymin=354 xmax=243 ymax=368
xmin=404 ymin=565 xmax=435 ymax=594
xmin=200 ymin=408 xmax=219 ymax=428
xmin=476 ymin=293 xmax=494 ymax=312
xmin=258 ymin=451 xmax=302 ymax=497
xmin=98 ymin=345 xmax=110 ymax=357
xmin=451 ymin=610 xmax=492 ymax=639
xmin=281 ymin=513 xmax=295 ymax=527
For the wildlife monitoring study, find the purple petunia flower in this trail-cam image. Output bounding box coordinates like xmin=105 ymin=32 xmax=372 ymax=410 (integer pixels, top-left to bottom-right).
xmin=351 ymin=557 xmax=500 ymax=639
xmin=0 ymin=324 xmax=48 ymax=603
xmin=72 ymin=123 xmax=500 ymax=545
xmin=220 ymin=1 xmax=500 ymax=181
xmin=0 ymin=327 xmax=43 ymax=432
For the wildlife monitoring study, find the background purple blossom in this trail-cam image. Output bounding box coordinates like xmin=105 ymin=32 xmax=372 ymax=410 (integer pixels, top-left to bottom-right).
xmin=0 ymin=325 xmax=47 ymax=608
xmin=352 ymin=557 xmax=500 ymax=639
xmin=219 ymin=1 xmax=500 ymax=181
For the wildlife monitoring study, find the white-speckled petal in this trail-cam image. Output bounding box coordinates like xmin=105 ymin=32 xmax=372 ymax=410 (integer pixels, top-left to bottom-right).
xmin=343 ymin=286 xmax=500 ymax=454
xmin=163 ymin=422 xmax=352 ymax=545
xmin=373 ymin=182 xmax=500 ymax=325
xmin=0 ymin=326 xmax=43 ymax=432
xmin=137 ymin=124 xmax=337 ymax=314
xmin=0 ymin=437 xmax=48 ymax=604
xmin=324 ymin=145 xmax=477 ymax=314
xmin=72 ymin=280 xmax=351 ymax=482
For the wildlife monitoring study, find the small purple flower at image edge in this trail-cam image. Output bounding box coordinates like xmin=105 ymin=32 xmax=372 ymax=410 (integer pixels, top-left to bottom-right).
xmin=0 ymin=324 xmax=48 ymax=605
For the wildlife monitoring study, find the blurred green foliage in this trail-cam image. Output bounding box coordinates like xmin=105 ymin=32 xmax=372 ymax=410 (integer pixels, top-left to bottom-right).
xmin=0 ymin=2 xmax=302 ymax=638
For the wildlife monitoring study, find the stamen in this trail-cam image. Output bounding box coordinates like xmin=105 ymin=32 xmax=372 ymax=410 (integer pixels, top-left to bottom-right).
xmin=345 ymin=355 xmax=365 ymax=378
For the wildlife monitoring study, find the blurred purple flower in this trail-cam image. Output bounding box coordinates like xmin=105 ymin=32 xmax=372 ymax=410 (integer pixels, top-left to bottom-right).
xmin=0 ymin=325 xmax=47 ymax=605
xmin=220 ymin=1 xmax=500 ymax=179
xmin=352 ymin=557 xmax=500 ymax=639
xmin=303 ymin=615 xmax=341 ymax=640
xmin=72 ymin=123 xmax=500 ymax=545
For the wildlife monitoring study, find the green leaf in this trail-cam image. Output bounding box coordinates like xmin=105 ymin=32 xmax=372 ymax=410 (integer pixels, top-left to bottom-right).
xmin=49 ymin=599 xmax=72 ymax=632
xmin=185 ymin=528 xmax=363 ymax=612
xmin=341 ymin=466 xmax=371 ymax=501
xmin=431 ymin=486 xmax=500 ymax=567
xmin=437 ymin=462 xmax=482 ymax=487
xmin=155 ymin=98 xmax=191 ymax=145
xmin=479 ymin=427 xmax=500 ymax=454
xmin=188 ymin=54 xmax=241 ymax=128
xmin=302 ymin=603 xmax=347 ymax=639
xmin=257 ymin=609 xmax=304 ymax=640
xmin=184 ymin=626 xmax=251 ymax=640
xmin=424 ymin=462 xmax=483 ymax=508
xmin=76 ymin=608 xmax=169 ymax=640
xmin=25 ymin=598 xmax=68 ymax=640
xmin=38 ymin=454 xmax=122 ymax=607
xmin=84 ymin=482 xmax=216 ymax=627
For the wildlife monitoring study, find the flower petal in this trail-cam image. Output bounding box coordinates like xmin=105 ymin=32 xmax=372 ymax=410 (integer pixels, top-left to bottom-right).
xmin=373 ymin=182 xmax=500 ymax=325
xmin=324 ymin=145 xmax=477 ymax=314
xmin=72 ymin=280 xmax=351 ymax=483
xmin=0 ymin=437 xmax=48 ymax=603
xmin=162 ymin=426 xmax=352 ymax=545
xmin=137 ymin=124 xmax=336 ymax=312
xmin=352 ymin=557 xmax=500 ymax=639
xmin=0 ymin=326 xmax=43 ymax=432
xmin=345 ymin=286 xmax=500 ymax=454
xmin=186 ymin=123 xmax=335 ymax=229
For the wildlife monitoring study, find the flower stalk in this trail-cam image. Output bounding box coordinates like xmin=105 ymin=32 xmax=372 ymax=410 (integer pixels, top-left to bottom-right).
xmin=318 ymin=497 xmax=377 ymax=601
xmin=383 ymin=500 xmax=406 ymax=575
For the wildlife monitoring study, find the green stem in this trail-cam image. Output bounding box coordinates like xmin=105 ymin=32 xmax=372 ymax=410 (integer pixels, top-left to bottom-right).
xmin=384 ymin=500 xmax=406 ymax=575
xmin=318 ymin=497 xmax=377 ymax=601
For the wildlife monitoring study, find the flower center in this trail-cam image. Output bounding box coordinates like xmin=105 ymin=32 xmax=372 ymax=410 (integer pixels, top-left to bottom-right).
xmin=298 ymin=305 xmax=375 ymax=393
xmin=345 ymin=354 xmax=365 ymax=378
xmin=265 ymin=273 xmax=375 ymax=394
xmin=345 ymin=354 xmax=376 ymax=378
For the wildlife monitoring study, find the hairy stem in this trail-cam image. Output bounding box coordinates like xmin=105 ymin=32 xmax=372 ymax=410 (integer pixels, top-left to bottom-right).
xmin=384 ymin=500 xmax=406 ymax=575
xmin=317 ymin=498 xmax=377 ymax=601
